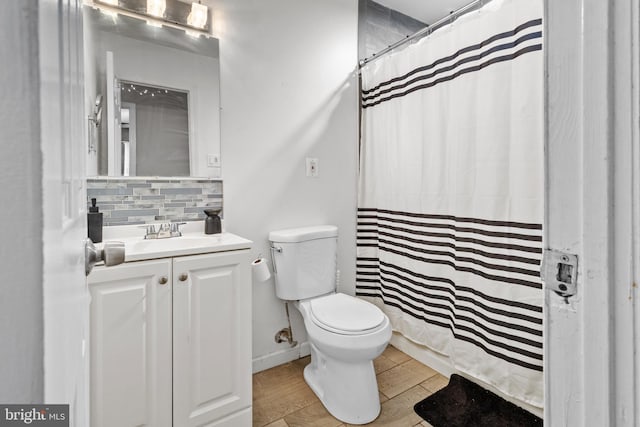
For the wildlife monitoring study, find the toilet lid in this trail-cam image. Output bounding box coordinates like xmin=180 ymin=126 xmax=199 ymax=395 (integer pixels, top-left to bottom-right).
xmin=309 ymin=293 xmax=386 ymax=334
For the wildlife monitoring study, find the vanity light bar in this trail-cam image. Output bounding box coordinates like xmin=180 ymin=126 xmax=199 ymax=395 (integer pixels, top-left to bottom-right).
xmin=93 ymin=0 xmax=211 ymax=34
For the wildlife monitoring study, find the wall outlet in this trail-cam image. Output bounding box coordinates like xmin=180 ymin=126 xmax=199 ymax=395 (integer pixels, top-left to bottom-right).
xmin=207 ymin=154 xmax=221 ymax=167
xmin=305 ymin=157 xmax=319 ymax=177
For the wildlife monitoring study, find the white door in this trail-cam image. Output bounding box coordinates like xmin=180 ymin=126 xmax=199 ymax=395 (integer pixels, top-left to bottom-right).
xmin=121 ymin=101 xmax=137 ymax=176
xmin=88 ymin=260 xmax=172 ymax=427
xmin=106 ymin=50 xmax=122 ymax=176
xmin=39 ymin=0 xmax=89 ymax=425
xmin=172 ymin=251 xmax=252 ymax=426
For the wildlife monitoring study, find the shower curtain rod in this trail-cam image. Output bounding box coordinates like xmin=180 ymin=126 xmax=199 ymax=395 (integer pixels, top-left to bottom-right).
xmin=359 ymin=0 xmax=490 ymax=67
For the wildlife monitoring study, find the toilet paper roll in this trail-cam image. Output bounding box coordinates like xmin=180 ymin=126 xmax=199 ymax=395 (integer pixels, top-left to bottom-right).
xmin=252 ymin=257 xmax=271 ymax=282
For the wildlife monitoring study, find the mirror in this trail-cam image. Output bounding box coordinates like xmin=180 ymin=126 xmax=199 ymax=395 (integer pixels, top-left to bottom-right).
xmin=83 ymin=6 xmax=221 ymax=177
xmin=120 ymin=81 xmax=190 ymax=176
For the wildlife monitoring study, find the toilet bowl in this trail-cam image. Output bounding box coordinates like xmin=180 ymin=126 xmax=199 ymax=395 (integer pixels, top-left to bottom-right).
xmin=269 ymin=225 xmax=392 ymax=424
xmin=295 ymin=293 xmax=391 ymax=424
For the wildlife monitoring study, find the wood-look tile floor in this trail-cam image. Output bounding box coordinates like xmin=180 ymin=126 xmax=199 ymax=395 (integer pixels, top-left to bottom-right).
xmin=252 ymin=345 xmax=449 ymax=427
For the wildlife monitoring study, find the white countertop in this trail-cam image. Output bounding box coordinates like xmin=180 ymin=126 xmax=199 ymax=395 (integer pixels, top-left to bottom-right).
xmin=100 ymin=221 xmax=252 ymax=262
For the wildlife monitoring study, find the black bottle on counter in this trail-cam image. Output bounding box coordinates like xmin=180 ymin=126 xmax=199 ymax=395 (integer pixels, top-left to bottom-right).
xmin=88 ymin=198 xmax=103 ymax=243
xmin=204 ymin=209 xmax=222 ymax=234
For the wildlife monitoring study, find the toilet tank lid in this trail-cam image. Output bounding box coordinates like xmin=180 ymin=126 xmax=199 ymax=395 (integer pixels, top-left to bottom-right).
xmin=269 ymin=225 xmax=338 ymax=243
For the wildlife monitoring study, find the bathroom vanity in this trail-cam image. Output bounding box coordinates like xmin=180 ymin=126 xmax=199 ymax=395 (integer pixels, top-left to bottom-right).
xmin=87 ymin=226 xmax=252 ymax=426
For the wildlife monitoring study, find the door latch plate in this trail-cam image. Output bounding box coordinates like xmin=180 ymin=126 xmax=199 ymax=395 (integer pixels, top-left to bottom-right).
xmin=541 ymin=249 xmax=578 ymax=298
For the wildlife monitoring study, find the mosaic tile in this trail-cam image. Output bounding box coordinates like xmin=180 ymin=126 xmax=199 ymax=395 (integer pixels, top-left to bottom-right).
xmin=159 ymin=188 xmax=203 ymax=195
xmin=133 ymin=187 xmax=160 ymax=196
xmin=87 ymin=178 xmax=223 ymax=226
xmin=110 ymin=209 xmax=159 ymax=218
xmin=89 ymin=188 xmax=133 ymax=196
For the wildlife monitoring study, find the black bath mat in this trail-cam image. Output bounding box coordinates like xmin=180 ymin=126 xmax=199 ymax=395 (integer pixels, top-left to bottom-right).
xmin=414 ymin=374 xmax=542 ymax=427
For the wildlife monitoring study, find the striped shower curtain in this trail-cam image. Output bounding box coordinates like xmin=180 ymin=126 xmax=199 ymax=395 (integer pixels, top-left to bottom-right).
xmin=357 ymin=0 xmax=543 ymax=407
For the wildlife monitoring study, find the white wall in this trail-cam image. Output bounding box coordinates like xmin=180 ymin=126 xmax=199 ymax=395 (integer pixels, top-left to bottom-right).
xmin=0 ymin=0 xmax=44 ymax=403
xmin=216 ymin=0 xmax=359 ymax=370
xmin=86 ymin=21 xmax=221 ymax=177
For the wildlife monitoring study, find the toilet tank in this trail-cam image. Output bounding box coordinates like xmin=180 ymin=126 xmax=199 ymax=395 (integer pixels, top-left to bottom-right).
xmin=269 ymin=225 xmax=338 ymax=300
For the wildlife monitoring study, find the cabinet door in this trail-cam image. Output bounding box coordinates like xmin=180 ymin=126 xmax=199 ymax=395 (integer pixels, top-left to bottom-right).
xmin=173 ymin=250 xmax=252 ymax=426
xmin=88 ymin=259 xmax=172 ymax=427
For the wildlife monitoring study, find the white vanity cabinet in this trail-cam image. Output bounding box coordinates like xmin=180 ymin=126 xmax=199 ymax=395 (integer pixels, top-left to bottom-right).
xmin=89 ymin=258 xmax=173 ymax=427
xmin=88 ymin=248 xmax=252 ymax=427
xmin=172 ymin=251 xmax=252 ymax=426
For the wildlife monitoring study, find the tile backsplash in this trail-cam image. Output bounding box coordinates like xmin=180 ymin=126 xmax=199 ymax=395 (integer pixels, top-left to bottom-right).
xmin=87 ymin=178 xmax=222 ymax=226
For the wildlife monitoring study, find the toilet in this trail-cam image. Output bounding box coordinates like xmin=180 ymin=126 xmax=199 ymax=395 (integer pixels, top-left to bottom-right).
xmin=269 ymin=225 xmax=392 ymax=424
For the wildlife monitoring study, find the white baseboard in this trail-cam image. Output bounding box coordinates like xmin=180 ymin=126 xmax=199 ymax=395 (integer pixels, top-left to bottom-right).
xmin=252 ymin=341 xmax=311 ymax=373
xmin=390 ymin=332 xmax=544 ymax=419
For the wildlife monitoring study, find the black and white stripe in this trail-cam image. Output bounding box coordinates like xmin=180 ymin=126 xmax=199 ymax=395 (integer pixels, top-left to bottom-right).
xmin=361 ymin=18 xmax=543 ymax=109
xmin=356 ymin=208 xmax=543 ymax=371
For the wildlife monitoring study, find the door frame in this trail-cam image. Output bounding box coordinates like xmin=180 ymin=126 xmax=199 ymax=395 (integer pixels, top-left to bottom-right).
xmin=545 ymin=0 xmax=640 ymax=425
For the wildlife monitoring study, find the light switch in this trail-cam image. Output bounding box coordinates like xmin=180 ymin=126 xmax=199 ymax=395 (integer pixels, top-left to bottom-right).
xmin=306 ymin=157 xmax=318 ymax=177
xmin=207 ymin=154 xmax=220 ymax=167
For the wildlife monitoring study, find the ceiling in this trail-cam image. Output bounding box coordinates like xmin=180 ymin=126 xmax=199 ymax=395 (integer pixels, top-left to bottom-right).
xmin=374 ymin=0 xmax=474 ymax=24
xmin=198 ymin=0 xmax=476 ymax=27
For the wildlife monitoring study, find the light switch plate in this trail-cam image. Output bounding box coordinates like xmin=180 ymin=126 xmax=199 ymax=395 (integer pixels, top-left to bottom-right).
xmin=207 ymin=154 xmax=220 ymax=167
xmin=305 ymin=157 xmax=318 ymax=177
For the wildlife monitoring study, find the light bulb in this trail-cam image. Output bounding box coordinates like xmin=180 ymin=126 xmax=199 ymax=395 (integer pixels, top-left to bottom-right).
xmin=146 ymin=0 xmax=166 ymax=18
xmin=187 ymin=2 xmax=208 ymax=29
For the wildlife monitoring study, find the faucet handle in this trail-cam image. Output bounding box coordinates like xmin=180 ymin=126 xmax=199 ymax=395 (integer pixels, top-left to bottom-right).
xmin=170 ymin=222 xmax=186 ymax=232
xmin=138 ymin=224 xmax=157 ymax=238
xmin=170 ymin=222 xmax=186 ymax=236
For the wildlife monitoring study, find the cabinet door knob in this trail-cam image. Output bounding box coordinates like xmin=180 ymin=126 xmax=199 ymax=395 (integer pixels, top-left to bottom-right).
xmin=159 ymin=276 xmax=168 ymax=285
xmin=179 ymin=273 xmax=188 ymax=282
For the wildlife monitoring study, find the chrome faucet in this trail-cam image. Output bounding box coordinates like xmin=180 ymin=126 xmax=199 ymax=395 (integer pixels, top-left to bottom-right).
xmin=157 ymin=223 xmax=171 ymax=238
xmin=142 ymin=222 xmax=185 ymax=239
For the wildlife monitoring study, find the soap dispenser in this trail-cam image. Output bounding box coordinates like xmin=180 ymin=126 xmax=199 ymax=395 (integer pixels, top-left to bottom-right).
xmin=88 ymin=198 xmax=103 ymax=243
xmin=204 ymin=209 xmax=222 ymax=234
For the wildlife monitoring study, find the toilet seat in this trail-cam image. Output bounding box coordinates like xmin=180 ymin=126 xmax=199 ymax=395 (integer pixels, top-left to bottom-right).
xmin=309 ymin=293 xmax=386 ymax=335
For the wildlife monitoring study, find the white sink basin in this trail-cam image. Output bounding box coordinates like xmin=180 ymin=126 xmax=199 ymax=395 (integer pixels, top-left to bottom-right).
xmin=127 ymin=236 xmax=220 ymax=253
xmin=99 ymin=222 xmax=252 ymax=262
xmin=121 ymin=233 xmax=252 ymax=261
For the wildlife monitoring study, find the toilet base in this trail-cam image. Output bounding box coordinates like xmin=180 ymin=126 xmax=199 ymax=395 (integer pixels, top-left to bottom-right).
xmin=303 ymin=343 xmax=381 ymax=425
